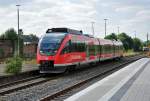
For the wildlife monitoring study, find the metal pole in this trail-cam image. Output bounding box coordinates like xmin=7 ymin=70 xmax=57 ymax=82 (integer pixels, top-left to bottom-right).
xmin=104 ymin=19 xmax=108 ymax=37
xmin=113 ymin=28 xmax=114 ymax=33
xmin=117 ymin=26 xmax=120 ymax=34
xmin=134 ymin=31 xmax=136 ymax=38
xmin=147 ymin=33 xmax=149 ymax=47
xmin=91 ymin=22 xmax=95 ymax=36
xmin=16 ymin=5 xmax=20 ymax=56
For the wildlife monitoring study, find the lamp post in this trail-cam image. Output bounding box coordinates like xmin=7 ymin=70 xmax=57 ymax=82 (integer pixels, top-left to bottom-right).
xmin=91 ymin=22 xmax=95 ymax=36
xmin=104 ymin=19 xmax=108 ymax=37
xmin=134 ymin=31 xmax=136 ymax=38
xmin=147 ymin=33 xmax=149 ymax=47
xmin=16 ymin=4 xmax=20 ymax=56
xmin=117 ymin=26 xmax=120 ymax=34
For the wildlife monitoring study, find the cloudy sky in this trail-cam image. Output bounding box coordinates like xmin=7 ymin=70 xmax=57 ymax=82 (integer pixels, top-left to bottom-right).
xmin=0 ymin=0 xmax=150 ymax=41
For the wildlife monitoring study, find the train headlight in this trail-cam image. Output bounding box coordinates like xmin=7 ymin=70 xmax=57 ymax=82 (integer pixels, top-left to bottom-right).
xmin=40 ymin=50 xmax=45 ymax=55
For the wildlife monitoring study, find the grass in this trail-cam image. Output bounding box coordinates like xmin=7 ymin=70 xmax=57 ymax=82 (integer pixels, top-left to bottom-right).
xmin=123 ymin=50 xmax=140 ymax=57
xmin=23 ymin=59 xmax=37 ymax=65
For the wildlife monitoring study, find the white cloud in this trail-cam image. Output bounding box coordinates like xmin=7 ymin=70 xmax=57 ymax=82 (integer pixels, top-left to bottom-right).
xmin=0 ymin=0 xmax=150 ymax=41
xmin=115 ymin=6 xmax=142 ymax=12
xmin=13 ymin=0 xmax=96 ymax=36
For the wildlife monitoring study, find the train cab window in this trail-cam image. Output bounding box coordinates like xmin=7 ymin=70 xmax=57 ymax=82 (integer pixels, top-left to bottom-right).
xmin=39 ymin=33 xmax=66 ymax=56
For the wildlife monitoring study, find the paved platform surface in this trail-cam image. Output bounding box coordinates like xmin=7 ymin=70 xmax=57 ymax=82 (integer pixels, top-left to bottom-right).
xmin=65 ymin=58 xmax=150 ymax=101
xmin=0 ymin=63 xmax=38 ymax=76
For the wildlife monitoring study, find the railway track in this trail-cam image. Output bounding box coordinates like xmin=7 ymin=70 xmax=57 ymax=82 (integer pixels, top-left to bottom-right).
xmin=0 ymin=74 xmax=63 ymax=95
xmin=0 ymin=70 xmax=39 ymax=85
xmin=40 ymin=56 xmax=143 ymax=101
xmin=0 ymin=75 xmax=41 ymax=89
xmin=0 ymin=55 xmax=145 ymax=101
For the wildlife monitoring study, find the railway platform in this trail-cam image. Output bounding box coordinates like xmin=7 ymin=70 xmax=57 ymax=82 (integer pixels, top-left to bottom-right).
xmin=65 ymin=58 xmax=150 ymax=101
xmin=0 ymin=63 xmax=38 ymax=76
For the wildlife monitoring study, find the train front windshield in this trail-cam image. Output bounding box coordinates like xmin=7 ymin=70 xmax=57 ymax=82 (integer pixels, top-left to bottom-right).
xmin=39 ymin=33 xmax=66 ymax=56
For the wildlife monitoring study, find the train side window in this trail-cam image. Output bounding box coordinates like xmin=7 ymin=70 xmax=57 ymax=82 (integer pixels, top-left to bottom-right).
xmin=70 ymin=42 xmax=77 ymax=52
xmin=78 ymin=42 xmax=86 ymax=52
xmin=61 ymin=40 xmax=71 ymax=54
xmin=89 ymin=45 xmax=95 ymax=55
xmin=70 ymin=41 xmax=86 ymax=52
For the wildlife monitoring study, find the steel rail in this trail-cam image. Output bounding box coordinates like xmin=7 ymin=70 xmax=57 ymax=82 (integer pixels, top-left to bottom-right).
xmin=0 ymin=75 xmax=42 ymax=89
xmin=0 ymin=55 xmax=144 ymax=97
xmin=40 ymin=57 xmax=142 ymax=101
xmin=0 ymin=75 xmax=62 ymax=95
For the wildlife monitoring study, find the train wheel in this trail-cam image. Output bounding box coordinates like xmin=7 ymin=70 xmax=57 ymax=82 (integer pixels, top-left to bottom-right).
xmin=68 ymin=65 xmax=76 ymax=71
xmin=65 ymin=65 xmax=76 ymax=73
xmin=89 ymin=62 xmax=97 ymax=67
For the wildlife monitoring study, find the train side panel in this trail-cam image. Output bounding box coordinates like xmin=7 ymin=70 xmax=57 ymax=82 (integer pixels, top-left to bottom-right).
xmin=113 ymin=40 xmax=124 ymax=58
xmin=37 ymin=28 xmax=124 ymax=73
xmin=98 ymin=39 xmax=114 ymax=61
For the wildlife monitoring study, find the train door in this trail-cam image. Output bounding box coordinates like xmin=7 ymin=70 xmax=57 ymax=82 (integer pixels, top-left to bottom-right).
xmin=98 ymin=39 xmax=101 ymax=62
xmin=112 ymin=41 xmax=116 ymax=58
xmin=86 ymin=44 xmax=90 ymax=60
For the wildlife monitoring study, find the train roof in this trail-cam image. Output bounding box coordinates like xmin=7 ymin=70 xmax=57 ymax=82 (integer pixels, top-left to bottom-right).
xmin=46 ymin=28 xmax=83 ymax=35
xmin=45 ymin=27 xmax=123 ymax=46
xmin=99 ymin=38 xmax=113 ymax=45
xmin=113 ymin=40 xmax=123 ymax=46
xmin=83 ymin=34 xmax=94 ymax=38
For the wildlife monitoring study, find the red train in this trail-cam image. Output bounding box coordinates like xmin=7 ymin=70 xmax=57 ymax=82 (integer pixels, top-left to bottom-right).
xmin=37 ymin=28 xmax=123 ymax=73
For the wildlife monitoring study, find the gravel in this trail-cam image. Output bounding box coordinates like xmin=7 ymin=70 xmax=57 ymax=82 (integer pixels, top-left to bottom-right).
xmin=0 ymin=55 xmax=143 ymax=101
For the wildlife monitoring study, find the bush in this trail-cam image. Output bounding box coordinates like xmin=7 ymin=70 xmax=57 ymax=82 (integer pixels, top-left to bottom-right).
xmin=5 ymin=56 xmax=23 ymax=74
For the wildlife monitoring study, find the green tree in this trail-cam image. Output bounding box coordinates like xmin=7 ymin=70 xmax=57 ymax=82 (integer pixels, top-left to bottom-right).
xmin=104 ymin=33 xmax=118 ymax=41
xmin=28 ymin=34 xmax=39 ymax=42
xmin=133 ymin=38 xmax=143 ymax=51
xmin=143 ymin=40 xmax=150 ymax=47
xmin=0 ymin=28 xmax=18 ymax=55
xmin=3 ymin=28 xmax=18 ymax=40
xmin=0 ymin=28 xmax=24 ymax=56
xmin=22 ymin=34 xmax=39 ymax=43
xmin=117 ymin=33 xmax=134 ymax=51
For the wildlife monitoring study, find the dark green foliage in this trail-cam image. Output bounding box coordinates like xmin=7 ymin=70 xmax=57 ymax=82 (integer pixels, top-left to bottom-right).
xmin=0 ymin=28 xmax=25 ymax=56
xmin=0 ymin=28 xmax=39 ymax=58
xmin=29 ymin=34 xmax=39 ymax=42
xmin=133 ymin=38 xmax=143 ymax=51
xmin=3 ymin=28 xmax=18 ymax=40
xmin=104 ymin=33 xmax=118 ymax=41
xmin=5 ymin=56 xmax=23 ymax=74
xmin=22 ymin=34 xmax=39 ymax=43
xmin=0 ymin=28 xmax=18 ymax=56
xmin=105 ymin=32 xmax=143 ymax=52
xmin=143 ymin=40 xmax=150 ymax=47
xmin=117 ymin=33 xmax=134 ymax=51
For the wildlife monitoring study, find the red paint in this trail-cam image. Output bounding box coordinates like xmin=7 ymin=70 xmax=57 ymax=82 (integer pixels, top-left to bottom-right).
xmin=37 ymin=33 xmax=123 ymax=67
